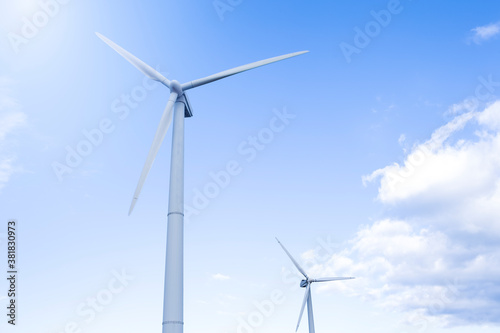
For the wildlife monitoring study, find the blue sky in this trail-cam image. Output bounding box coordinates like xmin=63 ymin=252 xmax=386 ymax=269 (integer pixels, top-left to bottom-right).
xmin=1 ymin=0 xmax=500 ymax=332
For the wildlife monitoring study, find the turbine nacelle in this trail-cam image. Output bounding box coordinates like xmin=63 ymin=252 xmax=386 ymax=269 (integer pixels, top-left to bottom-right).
xmin=300 ymin=279 xmax=308 ymax=288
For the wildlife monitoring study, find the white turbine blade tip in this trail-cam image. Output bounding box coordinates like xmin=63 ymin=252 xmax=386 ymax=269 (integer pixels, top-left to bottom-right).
xmin=182 ymin=49 xmax=309 ymax=91
xmin=95 ymin=32 xmax=113 ymax=45
xmin=276 ymin=239 xmax=309 ymax=279
xmin=294 ymin=50 xmax=309 ymax=56
xmin=126 ymin=92 xmax=178 ymax=214
xmin=96 ymin=32 xmax=171 ymax=88
xmin=128 ymin=197 xmax=138 ymax=216
xmin=276 ymin=239 xmax=308 ymax=278
xmin=296 ymin=284 xmax=309 ymax=331
xmin=313 ymin=276 xmax=356 ymax=282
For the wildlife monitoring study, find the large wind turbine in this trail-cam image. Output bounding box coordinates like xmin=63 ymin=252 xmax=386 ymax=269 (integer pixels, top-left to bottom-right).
xmin=276 ymin=238 xmax=354 ymax=333
xmin=96 ymin=32 xmax=307 ymax=333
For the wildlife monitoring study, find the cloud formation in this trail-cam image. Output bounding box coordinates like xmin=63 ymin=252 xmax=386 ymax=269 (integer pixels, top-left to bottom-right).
xmin=469 ymin=21 xmax=500 ymax=44
xmin=212 ymin=273 xmax=231 ymax=281
xmin=0 ymin=77 xmax=26 ymax=190
xmin=318 ymin=101 xmax=500 ymax=327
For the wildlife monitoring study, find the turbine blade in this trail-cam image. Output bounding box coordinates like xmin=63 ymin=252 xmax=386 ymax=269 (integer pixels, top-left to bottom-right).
xmin=96 ymin=32 xmax=171 ymax=88
xmin=276 ymin=238 xmax=308 ymax=279
xmin=313 ymin=277 xmax=355 ymax=282
xmin=296 ymin=284 xmax=310 ymax=332
xmin=128 ymin=92 xmax=178 ymax=215
xmin=181 ymin=50 xmax=309 ymax=91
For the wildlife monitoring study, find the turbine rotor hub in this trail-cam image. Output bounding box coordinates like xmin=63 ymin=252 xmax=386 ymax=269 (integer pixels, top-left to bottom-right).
xmin=170 ymin=80 xmax=183 ymax=95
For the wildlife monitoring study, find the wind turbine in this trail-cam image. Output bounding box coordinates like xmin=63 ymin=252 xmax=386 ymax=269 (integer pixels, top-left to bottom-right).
xmin=96 ymin=32 xmax=308 ymax=333
xmin=276 ymin=238 xmax=354 ymax=333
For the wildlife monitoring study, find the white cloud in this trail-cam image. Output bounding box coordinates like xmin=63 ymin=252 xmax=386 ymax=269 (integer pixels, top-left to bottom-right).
xmin=212 ymin=273 xmax=231 ymax=281
xmin=398 ymin=134 xmax=406 ymax=146
xmin=328 ymin=102 xmax=500 ymax=327
xmin=0 ymin=157 xmax=17 ymax=186
xmin=470 ymin=21 xmax=500 ymax=44
xmin=477 ymin=100 xmax=500 ymax=130
xmin=0 ymin=111 xmax=26 ymax=141
xmin=0 ymin=77 xmax=26 ymax=190
xmin=446 ymin=97 xmax=479 ymax=115
xmin=311 ymin=220 xmax=500 ymax=327
xmin=363 ymin=110 xmax=485 ymax=206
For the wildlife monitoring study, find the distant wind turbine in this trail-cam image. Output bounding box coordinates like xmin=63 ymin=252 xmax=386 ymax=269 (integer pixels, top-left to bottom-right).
xmin=276 ymin=238 xmax=354 ymax=333
xmin=97 ymin=31 xmax=308 ymax=333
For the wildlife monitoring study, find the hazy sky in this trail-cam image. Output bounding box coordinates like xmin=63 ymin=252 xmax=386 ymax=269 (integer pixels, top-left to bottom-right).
xmin=1 ymin=1 xmax=500 ymax=333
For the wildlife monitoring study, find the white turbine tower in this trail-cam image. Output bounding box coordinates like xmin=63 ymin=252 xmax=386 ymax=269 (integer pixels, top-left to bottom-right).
xmin=276 ymin=238 xmax=354 ymax=333
xmin=96 ymin=32 xmax=308 ymax=333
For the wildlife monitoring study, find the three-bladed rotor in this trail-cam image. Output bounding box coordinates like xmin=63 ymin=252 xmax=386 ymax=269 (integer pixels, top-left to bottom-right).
xmin=96 ymin=32 xmax=308 ymax=215
xmin=276 ymin=238 xmax=354 ymax=333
